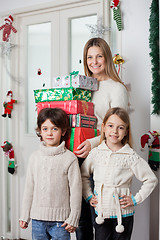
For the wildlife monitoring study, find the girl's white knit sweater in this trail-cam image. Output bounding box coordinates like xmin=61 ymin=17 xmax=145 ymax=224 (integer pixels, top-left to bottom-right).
xmin=20 ymin=141 xmax=82 ymax=227
xmin=81 ymin=141 xmax=158 ymax=230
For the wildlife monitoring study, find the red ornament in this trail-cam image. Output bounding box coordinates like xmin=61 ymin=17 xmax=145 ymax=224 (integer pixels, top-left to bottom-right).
xmin=37 ymin=68 xmax=42 ymax=75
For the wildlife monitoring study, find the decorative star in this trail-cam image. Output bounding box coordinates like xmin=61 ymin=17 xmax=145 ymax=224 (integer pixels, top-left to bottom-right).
xmin=0 ymin=41 xmax=16 ymax=57
xmin=86 ymin=17 xmax=111 ymax=38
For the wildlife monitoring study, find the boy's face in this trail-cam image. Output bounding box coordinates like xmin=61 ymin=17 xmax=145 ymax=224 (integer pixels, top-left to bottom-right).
xmin=40 ymin=119 xmax=65 ymax=147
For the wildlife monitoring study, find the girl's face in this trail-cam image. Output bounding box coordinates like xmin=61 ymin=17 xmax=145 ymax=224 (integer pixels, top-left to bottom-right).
xmin=87 ymin=46 xmax=106 ymax=79
xmin=40 ymin=119 xmax=65 ymax=147
xmin=102 ymin=114 xmax=128 ymax=151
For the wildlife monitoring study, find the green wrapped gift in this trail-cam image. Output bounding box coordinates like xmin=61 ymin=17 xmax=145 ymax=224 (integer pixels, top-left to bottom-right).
xmin=34 ymin=88 xmax=91 ymax=103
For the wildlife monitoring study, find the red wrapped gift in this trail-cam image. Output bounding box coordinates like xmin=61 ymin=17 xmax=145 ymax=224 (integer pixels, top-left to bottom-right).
xmin=68 ymin=114 xmax=97 ymax=128
xmin=37 ymin=100 xmax=94 ymax=115
xmin=65 ymin=127 xmax=99 ymax=154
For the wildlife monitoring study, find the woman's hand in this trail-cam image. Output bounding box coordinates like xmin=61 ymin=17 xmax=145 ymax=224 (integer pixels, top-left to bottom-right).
xmin=75 ymin=140 xmax=91 ymax=158
xmin=19 ymin=220 xmax=28 ymax=229
xmin=119 ymin=194 xmax=134 ymax=209
xmin=61 ymin=222 xmax=76 ymax=233
xmin=89 ymin=195 xmax=98 ymax=208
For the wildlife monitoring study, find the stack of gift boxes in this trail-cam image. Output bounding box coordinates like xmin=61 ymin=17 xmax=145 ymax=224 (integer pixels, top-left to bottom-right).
xmin=34 ymin=71 xmax=99 ymax=154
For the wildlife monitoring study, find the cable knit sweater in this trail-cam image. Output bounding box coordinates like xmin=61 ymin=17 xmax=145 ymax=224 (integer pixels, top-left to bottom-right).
xmin=20 ymin=141 xmax=82 ymax=227
xmin=89 ymin=79 xmax=129 ymax=149
xmin=81 ymin=141 xmax=158 ymax=231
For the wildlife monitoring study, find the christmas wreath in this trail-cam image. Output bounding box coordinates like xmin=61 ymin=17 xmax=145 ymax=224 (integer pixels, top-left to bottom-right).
xmin=149 ymin=0 xmax=160 ymax=115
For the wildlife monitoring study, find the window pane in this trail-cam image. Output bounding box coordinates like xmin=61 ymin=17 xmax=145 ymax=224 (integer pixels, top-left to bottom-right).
xmin=70 ymin=15 xmax=97 ymax=74
xmin=27 ymin=23 xmax=51 ymax=134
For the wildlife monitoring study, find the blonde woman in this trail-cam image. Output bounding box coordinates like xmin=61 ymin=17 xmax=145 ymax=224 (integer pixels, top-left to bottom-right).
xmin=76 ymin=38 xmax=129 ymax=158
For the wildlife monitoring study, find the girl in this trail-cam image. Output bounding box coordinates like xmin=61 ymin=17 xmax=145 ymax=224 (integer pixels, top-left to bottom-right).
xmin=81 ymin=107 xmax=157 ymax=240
xmin=19 ymin=108 xmax=82 ymax=240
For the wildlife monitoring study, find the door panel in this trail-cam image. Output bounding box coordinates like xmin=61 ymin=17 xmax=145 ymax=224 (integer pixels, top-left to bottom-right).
xmin=60 ymin=3 xmax=101 ymax=75
xmin=19 ymin=11 xmax=59 ymax=239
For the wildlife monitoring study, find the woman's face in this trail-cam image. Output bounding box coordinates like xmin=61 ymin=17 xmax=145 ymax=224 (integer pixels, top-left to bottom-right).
xmin=87 ymin=46 xmax=106 ymax=79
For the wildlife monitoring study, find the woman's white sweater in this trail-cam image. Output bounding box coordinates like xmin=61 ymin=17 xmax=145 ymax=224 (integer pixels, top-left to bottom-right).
xmin=89 ymin=79 xmax=129 ymax=148
xmin=20 ymin=141 xmax=82 ymax=227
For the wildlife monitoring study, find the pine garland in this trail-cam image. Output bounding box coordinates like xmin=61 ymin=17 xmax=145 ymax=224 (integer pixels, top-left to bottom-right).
xmin=149 ymin=0 xmax=160 ymax=115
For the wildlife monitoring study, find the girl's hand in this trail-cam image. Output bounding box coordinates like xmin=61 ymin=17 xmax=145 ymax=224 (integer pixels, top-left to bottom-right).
xmin=19 ymin=220 xmax=28 ymax=229
xmin=61 ymin=222 xmax=76 ymax=233
xmin=119 ymin=194 xmax=134 ymax=209
xmin=89 ymin=195 xmax=98 ymax=208
xmin=74 ymin=140 xmax=91 ymax=158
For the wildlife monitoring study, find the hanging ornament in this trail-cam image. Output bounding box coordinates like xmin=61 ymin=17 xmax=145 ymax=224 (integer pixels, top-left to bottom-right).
xmin=0 ymin=15 xmax=17 ymax=57
xmin=2 ymin=90 xmax=17 ymax=118
xmin=113 ymin=54 xmax=124 ymax=74
xmin=110 ymin=0 xmax=123 ymax=31
xmin=37 ymin=68 xmax=45 ymax=87
xmin=0 ymin=15 xmax=17 ymax=42
xmin=1 ymin=141 xmax=16 ymax=174
xmin=0 ymin=41 xmax=16 ymax=57
xmin=86 ymin=17 xmax=111 ymax=38
xmin=37 ymin=68 xmax=42 ymax=75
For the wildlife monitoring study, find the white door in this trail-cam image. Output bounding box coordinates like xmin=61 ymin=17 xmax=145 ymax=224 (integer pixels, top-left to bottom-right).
xmin=0 ymin=1 xmax=109 ymax=239
xmin=18 ymin=11 xmax=60 ymax=239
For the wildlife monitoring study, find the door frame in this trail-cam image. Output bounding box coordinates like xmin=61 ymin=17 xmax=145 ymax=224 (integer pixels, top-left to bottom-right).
xmin=0 ymin=0 xmax=110 ymax=238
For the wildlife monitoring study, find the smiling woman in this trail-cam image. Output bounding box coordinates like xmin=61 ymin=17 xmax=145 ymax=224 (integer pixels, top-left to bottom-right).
xmin=75 ymin=37 xmax=129 ymax=158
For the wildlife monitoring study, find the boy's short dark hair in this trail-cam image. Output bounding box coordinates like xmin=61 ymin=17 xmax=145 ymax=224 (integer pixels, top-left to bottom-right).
xmin=36 ymin=108 xmax=71 ymax=142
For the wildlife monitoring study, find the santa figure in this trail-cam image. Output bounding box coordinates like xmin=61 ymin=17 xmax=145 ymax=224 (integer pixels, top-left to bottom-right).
xmin=141 ymin=131 xmax=160 ymax=171
xmin=0 ymin=15 xmax=17 ymax=42
xmin=2 ymin=90 xmax=17 ymax=118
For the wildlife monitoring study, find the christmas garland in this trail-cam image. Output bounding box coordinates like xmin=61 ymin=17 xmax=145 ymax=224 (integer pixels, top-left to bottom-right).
xmin=149 ymin=0 xmax=160 ymax=115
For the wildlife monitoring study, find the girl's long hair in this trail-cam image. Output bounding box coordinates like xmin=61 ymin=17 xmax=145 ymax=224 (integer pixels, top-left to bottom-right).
xmin=100 ymin=107 xmax=132 ymax=147
xmin=83 ymin=38 xmax=127 ymax=88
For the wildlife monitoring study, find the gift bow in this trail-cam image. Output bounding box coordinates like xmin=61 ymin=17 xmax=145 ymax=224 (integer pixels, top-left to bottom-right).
xmin=70 ymin=71 xmax=79 ymax=76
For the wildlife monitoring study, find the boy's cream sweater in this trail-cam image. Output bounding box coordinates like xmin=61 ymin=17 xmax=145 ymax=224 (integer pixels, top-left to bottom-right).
xmin=20 ymin=141 xmax=82 ymax=227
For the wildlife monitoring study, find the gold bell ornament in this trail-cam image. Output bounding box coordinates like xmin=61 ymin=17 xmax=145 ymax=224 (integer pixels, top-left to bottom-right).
xmin=113 ymin=54 xmax=124 ymax=74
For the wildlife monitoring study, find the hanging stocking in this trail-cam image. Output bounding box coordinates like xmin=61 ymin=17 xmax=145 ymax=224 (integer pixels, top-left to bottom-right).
xmin=1 ymin=141 xmax=15 ymax=174
xmin=110 ymin=0 xmax=123 ymax=31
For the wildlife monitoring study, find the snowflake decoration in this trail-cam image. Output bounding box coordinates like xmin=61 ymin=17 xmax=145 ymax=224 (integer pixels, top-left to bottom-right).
xmin=0 ymin=41 xmax=16 ymax=57
xmin=86 ymin=17 xmax=111 ymax=38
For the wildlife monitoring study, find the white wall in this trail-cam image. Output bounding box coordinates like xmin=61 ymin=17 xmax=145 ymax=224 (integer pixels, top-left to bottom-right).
xmin=0 ymin=0 xmax=159 ymax=239
xmin=121 ymin=1 xmax=159 ymax=239
xmin=0 ymin=0 xmax=56 ymax=13
xmin=122 ymin=1 xmax=150 ymax=239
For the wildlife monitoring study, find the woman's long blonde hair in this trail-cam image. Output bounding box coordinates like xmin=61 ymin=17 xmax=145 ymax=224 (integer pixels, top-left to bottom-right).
xmin=100 ymin=107 xmax=132 ymax=147
xmin=83 ymin=38 xmax=126 ymax=87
